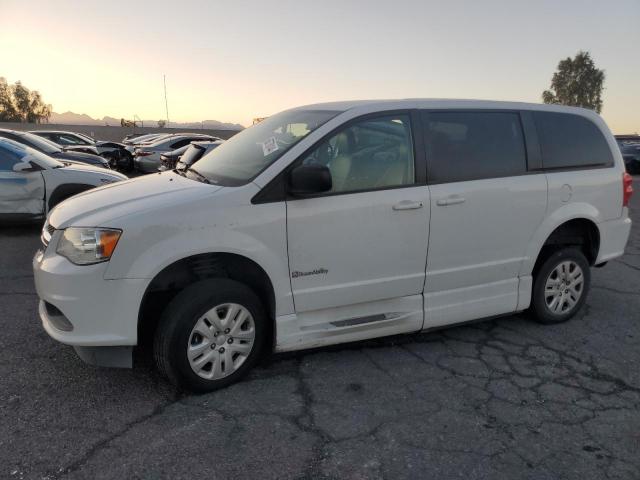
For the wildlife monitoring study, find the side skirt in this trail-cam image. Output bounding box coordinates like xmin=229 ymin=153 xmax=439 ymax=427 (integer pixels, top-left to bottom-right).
xmin=275 ymin=295 xmax=423 ymax=352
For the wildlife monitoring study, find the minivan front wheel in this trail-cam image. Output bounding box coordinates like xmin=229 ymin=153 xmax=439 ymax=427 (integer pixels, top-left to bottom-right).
xmin=530 ymin=248 xmax=591 ymax=324
xmin=154 ymin=279 xmax=266 ymax=392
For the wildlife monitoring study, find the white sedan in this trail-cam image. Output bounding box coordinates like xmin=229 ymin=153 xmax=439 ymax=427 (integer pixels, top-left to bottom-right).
xmin=0 ymin=138 xmax=127 ymax=223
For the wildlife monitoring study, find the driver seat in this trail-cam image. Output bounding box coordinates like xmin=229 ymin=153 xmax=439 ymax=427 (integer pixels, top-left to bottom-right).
xmin=329 ymin=133 xmax=352 ymax=192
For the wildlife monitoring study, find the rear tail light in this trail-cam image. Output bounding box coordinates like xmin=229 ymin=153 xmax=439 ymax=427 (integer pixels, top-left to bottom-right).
xmin=623 ymin=172 xmax=633 ymax=207
xmin=136 ymin=151 xmax=152 ymax=157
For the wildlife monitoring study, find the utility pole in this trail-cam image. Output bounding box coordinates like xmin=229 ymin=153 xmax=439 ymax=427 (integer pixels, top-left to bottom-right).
xmin=163 ymin=74 xmax=170 ymax=126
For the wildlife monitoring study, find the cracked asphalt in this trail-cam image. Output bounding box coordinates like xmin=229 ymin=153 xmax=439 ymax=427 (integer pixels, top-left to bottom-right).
xmin=1 ymin=178 xmax=639 ymax=480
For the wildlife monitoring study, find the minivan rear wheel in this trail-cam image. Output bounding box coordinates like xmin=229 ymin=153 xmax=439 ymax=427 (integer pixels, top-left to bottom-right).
xmin=154 ymin=279 xmax=267 ymax=392
xmin=530 ymin=248 xmax=590 ymax=324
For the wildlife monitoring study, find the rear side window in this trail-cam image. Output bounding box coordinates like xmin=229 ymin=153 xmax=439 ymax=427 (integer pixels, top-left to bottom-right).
xmin=170 ymin=138 xmax=192 ymax=149
xmin=0 ymin=144 xmax=22 ymax=170
xmin=423 ymin=111 xmax=526 ymax=183
xmin=534 ymin=112 xmax=613 ymax=169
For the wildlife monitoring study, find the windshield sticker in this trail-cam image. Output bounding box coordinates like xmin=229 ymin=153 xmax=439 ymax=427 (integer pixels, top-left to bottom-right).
xmin=261 ymin=137 xmax=279 ymax=156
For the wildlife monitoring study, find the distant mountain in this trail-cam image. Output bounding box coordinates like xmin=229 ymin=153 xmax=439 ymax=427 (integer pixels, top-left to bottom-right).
xmin=48 ymin=111 xmax=244 ymax=130
xmin=49 ymin=111 xmax=102 ymax=125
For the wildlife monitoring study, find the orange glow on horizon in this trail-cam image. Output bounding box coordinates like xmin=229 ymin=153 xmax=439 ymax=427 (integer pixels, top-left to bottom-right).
xmin=1 ymin=0 xmax=638 ymax=133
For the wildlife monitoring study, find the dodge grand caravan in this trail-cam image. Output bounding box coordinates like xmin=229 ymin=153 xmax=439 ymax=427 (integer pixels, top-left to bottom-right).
xmin=33 ymin=100 xmax=633 ymax=392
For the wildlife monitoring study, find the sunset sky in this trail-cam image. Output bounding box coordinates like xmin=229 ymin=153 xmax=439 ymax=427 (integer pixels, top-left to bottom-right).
xmin=1 ymin=0 xmax=638 ymax=132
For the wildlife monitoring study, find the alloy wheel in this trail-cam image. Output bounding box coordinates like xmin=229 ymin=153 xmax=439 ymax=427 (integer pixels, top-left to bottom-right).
xmin=544 ymin=260 xmax=584 ymax=314
xmin=186 ymin=303 xmax=256 ymax=380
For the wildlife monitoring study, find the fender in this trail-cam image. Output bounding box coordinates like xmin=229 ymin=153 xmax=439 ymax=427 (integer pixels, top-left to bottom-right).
xmin=104 ymin=201 xmax=294 ymax=316
xmin=519 ymin=201 xmax=601 ymax=276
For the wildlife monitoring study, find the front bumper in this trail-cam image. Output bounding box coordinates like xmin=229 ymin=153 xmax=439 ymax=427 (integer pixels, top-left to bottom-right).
xmin=33 ymin=239 xmax=148 ymax=348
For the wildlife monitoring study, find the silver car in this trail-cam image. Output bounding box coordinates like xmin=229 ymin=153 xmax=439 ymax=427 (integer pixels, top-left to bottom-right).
xmin=134 ymin=134 xmax=219 ymax=173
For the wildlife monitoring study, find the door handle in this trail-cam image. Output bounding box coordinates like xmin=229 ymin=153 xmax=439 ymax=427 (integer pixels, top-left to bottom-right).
xmin=392 ymin=200 xmax=424 ymax=211
xmin=436 ymin=196 xmax=466 ymax=206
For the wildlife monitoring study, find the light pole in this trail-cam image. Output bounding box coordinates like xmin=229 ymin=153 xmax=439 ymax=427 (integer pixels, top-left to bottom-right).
xmin=163 ymin=75 xmax=170 ymax=126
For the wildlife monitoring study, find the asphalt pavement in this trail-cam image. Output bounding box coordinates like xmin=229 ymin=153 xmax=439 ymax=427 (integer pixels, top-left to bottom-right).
xmin=1 ymin=179 xmax=638 ymax=480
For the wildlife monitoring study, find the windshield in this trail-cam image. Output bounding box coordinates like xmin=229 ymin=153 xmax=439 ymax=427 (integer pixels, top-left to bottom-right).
xmin=192 ymin=109 xmax=340 ymax=185
xmin=19 ymin=132 xmax=62 ymax=154
xmin=0 ymin=139 xmax=63 ymax=168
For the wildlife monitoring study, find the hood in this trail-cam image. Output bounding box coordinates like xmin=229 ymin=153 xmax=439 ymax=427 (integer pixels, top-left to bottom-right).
xmin=53 ymin=150 xmax=108 ymax=165
xmin=49 ymin=171 xmax=222 ymax=229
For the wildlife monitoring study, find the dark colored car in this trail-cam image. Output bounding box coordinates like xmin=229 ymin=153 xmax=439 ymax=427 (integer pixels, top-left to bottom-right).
xmin=31 ymin=130 xmax=134 ymax=171
xmin=0 ymin=129 xmax=110 ymax=168
xmin=615 ymin=135 xmax=640 ymax=174
xmin=159 ymin=140 xmax=224 ymax=171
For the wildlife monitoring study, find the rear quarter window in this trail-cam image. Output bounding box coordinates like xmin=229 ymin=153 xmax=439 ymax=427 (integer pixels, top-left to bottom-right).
xmin=533 ymin=112 xmax=614 ymax=169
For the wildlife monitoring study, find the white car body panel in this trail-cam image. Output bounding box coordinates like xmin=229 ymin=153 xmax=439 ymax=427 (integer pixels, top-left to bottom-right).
xmin=286 ymin=186 xmax=429 ymax=313
xmin=424 ymin=174 xmax=548 ymax=327
xmin=0 ymin=146 xmax=126 ymax=219
xmin=48 ymin=174 xmax=295 ymax=319
xmin=0 ymin=170 xmax=45 ymax=215
xmin=32 ymin=99 xmax=632 ymax=365
xmin=276 ymin=295 xmax=423 ymax=352
xmin=34 ymin=247 xmax=147 ymax=346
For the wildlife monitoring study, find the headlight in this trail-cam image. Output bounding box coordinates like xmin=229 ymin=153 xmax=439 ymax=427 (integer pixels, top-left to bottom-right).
xmin=56 ymin=227 xmax=122 ymax=265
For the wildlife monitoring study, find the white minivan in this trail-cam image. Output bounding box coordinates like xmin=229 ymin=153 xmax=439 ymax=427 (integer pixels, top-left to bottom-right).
xmin=33 ymin=100 xmax=633 ymax=392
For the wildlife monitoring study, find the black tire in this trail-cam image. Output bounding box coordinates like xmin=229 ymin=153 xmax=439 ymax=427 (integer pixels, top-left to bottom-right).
xmin=154 ymin=279 xmax=267 ymax=392
xmin=529 ymin=247 xmax=590 ymax=324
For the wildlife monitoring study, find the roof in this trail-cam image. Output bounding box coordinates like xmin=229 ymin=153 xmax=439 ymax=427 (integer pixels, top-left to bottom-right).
xmin=29 ymin=130 xmax=77 ymax=134
xmin=290 ymin=98 xmax=600 ymax=117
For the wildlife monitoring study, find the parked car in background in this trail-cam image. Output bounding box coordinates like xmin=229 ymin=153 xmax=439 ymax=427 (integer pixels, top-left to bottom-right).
xmin=158 ymin=145 xmax=189 ymax=171
xmin=0 ymin=138 xmax=126 ymax=223
xmin=134 ymin=134 xmax=220 ymax=173
xmin=0 ymin=129 xmax=110 ymax=169
xmin=123 ymin=133 xmax=146 ymax=142
xmin=615 ymin=135 xmax=640 ymax=174
xmin=159 ymin=140 xmax=224 ymax=171
xmin=122 ymin=133 xmax=169 ymax=152
xmin=31 ymin=130 xmax=134 ymax=171
xmin=34 ymin=100 xmax=632 ymax=392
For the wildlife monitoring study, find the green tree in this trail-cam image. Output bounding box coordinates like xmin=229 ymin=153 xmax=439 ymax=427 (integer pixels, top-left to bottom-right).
xmin=0 ymin=77 xmax=52 ymax=123
xmin=12 ymin=81 xmax=32 ymax=121
xmin=0 ymin=77 xmax=18 ymax=121
xmin=27 ymin=90 xmax=51 ymax=123
xmin=542 ymin=51 xmax=605 ymax=113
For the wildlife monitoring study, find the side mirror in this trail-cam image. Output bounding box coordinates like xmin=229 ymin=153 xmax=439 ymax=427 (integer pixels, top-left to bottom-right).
xmin=289 ymin=164 xmax=332 ymax=196
xmin=12 ymin=161 xmax=35 ymax=173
